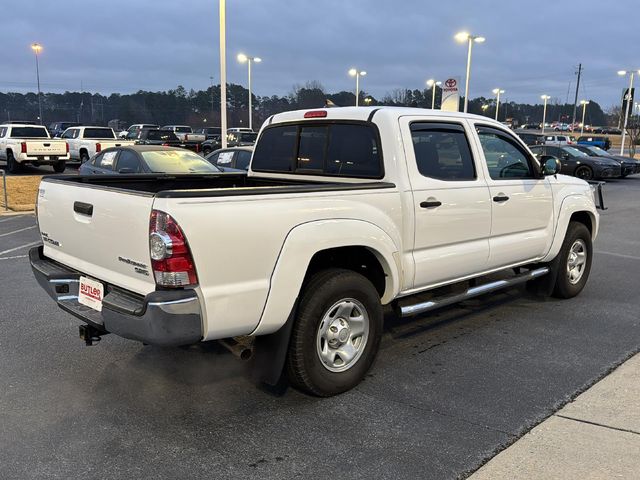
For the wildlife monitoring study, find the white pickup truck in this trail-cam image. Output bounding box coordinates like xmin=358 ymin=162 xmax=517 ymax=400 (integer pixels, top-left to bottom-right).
xmin=61 ymin=126 xmax=133 ymax=163
xmin=0 ymin=123 xmax=69 ymax=173
xmin=31 ymin=107 xmax=600 ymax=396
xmin=160 ymin=125 xmax=206 ymax=143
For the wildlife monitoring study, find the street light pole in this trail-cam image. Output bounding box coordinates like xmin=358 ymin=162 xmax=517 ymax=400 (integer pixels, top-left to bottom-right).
xmin=580 ymin=100 xmax=589 ymax=135
xmin=237 ymin=54 xmax=262 ymax=131
xmin=541 ymin=94 xmax=550 ymax=134
xmin=219 ymin=0 xmax=227 ymax=148
xmin=31 ymin=43 xmax=43 ymax=125
xmin=426 ymin=79 xmax=442 ymax=109
xmin=455 ymin=32 xmax=485 ymax=113
xmin=493 ymin=88 xmax=504 ymax=121
xmin=349 ymin=69 xmax=367 ymax=106
xmin=618 ymin=70 xmax=638 ymax=155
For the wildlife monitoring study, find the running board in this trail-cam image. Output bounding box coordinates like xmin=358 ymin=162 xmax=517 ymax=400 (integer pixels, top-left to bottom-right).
xmin=398 ymin=267 xmax=550 ymax=317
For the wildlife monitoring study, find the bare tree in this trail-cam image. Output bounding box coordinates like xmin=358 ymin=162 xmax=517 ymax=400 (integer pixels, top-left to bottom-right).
xmin=625 ymin=122 xmax=640 ymax=157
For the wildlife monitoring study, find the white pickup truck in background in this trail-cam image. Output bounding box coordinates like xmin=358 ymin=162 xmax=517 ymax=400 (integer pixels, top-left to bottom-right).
xmin=31 ymin=107 xmax=600 ymax=397
xmin=0 ymin=123 xmax=69 ymax=173
xmin=61 ymin=126 xmax=133 ymax=163
xmin=160 ymin=125 xmax=206 ymax=143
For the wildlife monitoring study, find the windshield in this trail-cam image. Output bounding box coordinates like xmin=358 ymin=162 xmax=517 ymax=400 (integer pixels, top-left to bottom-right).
xmin=587 ymin=146 xmax=609 ymax=156
xmin=562 ymin=146 xmax=588 ymax=157
xmin=141 ymin=149 xmax=221 ymax=173
xmin=84 ymin=128 xmax=115 ymax=139
xmin=11 ymin=126 xmax=49 ymax=138
xmin=240 ymin=132 xmax=258 ymax=142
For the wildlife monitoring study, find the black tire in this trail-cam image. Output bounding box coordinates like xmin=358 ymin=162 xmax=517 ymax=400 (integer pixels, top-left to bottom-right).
xmin=552 ymin=221 xmax=592 ymax=299
xmin=286 ymin=268 xmax=383 ymax=397
xmin=574 ymin=165 xmax=593 ymax=181
xmin=202 ymin=147 xmax=212 ymax=156
xmin=52 ymin=161 xmax=66 ymax=173
xmin=7 ymin=151 xmax=20 ymax=174
xmin=80 ymin=151 xmax=90 ymax=164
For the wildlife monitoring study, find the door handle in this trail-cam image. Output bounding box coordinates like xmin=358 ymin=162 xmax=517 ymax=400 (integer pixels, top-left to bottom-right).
xmin=493 ymin=195 xmax=510 ymax=203
xmin=420 ymin=200 xmax=442 ymax=209
xmin=74 ymin=201 xmax=93 ymax=216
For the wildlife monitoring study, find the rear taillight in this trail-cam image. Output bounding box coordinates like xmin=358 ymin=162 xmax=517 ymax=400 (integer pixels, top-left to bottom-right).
xmin=149 ymin=210 xmax=198 ymax=287
xmin=21 ymin=142 xmax=27 ymax=154
xmin=96 ymin=143 xmax=102 ymax=153
xmin=65 ymin=142 xmax=69 ymax=153
xmin=195 ymin=143 xmax=200 ymax=153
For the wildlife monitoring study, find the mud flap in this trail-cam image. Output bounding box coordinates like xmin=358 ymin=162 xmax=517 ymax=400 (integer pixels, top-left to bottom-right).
xmin=250 ymin=299 xmax=298 ymax=386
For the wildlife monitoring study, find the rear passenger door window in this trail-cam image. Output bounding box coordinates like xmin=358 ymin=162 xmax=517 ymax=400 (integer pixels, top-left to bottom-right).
xmin=95 ymin=151 xmax=118 ymax=171
xmin=235 ymin=150 xmax=252 ymax=170
xmin=410 ymin=123 xmax=475 ymax=180
xmin=115 ymin=150 xmax=141 ymax=173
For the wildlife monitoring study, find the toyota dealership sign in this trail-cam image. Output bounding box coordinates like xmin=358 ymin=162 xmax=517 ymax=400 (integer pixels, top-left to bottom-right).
xmin=441 ymin=77 xmax=460 ymax=112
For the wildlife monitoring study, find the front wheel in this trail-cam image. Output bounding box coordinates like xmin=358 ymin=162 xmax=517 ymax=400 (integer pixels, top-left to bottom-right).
xmin=574 ymin=165 xmax=593 ymax=181
xmin=286 ymin=268 xmax=383 ymax=397
xmin=52 ymin=161 xmax=66 ymax=173
xmin=202 ymin=147 xmax=212 ymax=156
xmin=553 ymin=222 xmax=593 ymax=298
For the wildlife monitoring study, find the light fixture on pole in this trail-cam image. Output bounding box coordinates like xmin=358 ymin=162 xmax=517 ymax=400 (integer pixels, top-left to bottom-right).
xmin=455 ymin=31 xmax=485 ymax=113
xmin=618 ymin=69 xmax=640 ymax=155
xmin=31 ymin=43 xmax=43 ymax=125
xmin=348 ymin=68 xmax=367 ymax=106
xmin=219 ymin=0 xmax=227 ymax=148
xmin=363 ymin=97 xmax=372 ymax=105
xmin=579 ymin=100 xmax=590 ymax=135
xmin=492 ymin=88 xmax=505 ymax=121
xmin=481 ymin=104 xmax=489 ymax=115
xmin=426 ymin=79 xmax=442 ymax=109
xmin=541 ymin=94 xmax=551 ymax=134
xmin=237 ymin=53 xmax=261 ymax=131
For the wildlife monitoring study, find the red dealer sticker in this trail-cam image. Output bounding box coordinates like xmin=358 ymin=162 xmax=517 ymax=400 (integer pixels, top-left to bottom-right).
xmin=78 ymin=276 xmax=104 ymax=312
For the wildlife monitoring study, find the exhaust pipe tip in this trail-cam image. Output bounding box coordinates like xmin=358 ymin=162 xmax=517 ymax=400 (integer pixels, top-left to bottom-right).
xmin=219 ymin=338 xmax=253 ymax=361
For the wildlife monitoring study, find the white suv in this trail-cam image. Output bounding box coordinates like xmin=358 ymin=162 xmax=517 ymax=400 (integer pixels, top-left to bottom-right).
xmin=544 ymin=134 xmax=575 ymax=146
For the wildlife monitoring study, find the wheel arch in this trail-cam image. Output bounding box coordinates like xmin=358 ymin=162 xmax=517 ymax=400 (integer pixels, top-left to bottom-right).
xmin=251 ymin=219 xmax=401 ymax=336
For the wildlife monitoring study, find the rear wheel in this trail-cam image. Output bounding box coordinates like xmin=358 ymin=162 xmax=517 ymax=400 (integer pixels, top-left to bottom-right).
xmin=7 ymin=151 xmax=20 ymax=174
xmin=52 ymin=161 xmax=66 ymax=173
xmin=80 ymin=151 xmax=90 ymax=164
xmin=202 ymin=147 xmax=212 ymax=156
xmin=553 ymin=221 xmax=592 ymax=298
xmin=286 ymin=268 xmax=383 ymax=397
xmin=574 ymin=165 xmax=593 ymax=181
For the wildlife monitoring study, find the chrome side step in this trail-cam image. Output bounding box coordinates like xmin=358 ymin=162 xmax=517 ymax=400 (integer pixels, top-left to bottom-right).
xmin=399 ymin=267 xmax=550 ymax=317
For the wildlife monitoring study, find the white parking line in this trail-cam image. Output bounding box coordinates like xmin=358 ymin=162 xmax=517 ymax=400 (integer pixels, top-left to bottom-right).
xmin=596 ymin=250 xmax=640 ymax=261
xmin=0 ymin=214 xmax=34 ymax=223
xmin=0 ymin=255 xmax=27 ymax=261
xmin=0 ymin=240 xmax=40 ymax=256
xmin=0 ymin=225 xmax=37 ymax=237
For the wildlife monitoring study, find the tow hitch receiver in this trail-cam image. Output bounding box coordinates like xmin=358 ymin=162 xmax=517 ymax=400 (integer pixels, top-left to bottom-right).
xmin=79 ymin=324 xmax=106 ymax=346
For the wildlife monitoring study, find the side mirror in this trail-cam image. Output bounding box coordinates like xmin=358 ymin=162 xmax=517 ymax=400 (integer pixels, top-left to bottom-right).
xmin=118 ymin=168 xmax=135 ymax=174
xmin=541 ymin=155 xmax=561 ymax=176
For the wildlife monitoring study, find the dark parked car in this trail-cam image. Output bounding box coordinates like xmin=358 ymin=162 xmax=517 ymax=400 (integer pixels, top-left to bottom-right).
xmin=530 ymin=145 xmax=621 ymax=180
xmin=577 ymin=136 xmax=611 ymax=151
xmin=132 ymin=129 xmax=202 ymax=153
xmin=205 ymin=146 xmax=253 ymax=171
xmin=195 ymin=127 xmax=222 ymax=140
xmin=601 ymin=127 xmax=622 ymax=135
xmin=515 ymin=131 xmax=545 ymax=146
xmin=572 ymin=145 xmax=640 ymax=176
xmin=78 ymin=145 xmax=222 ymax=175
xmin=49 ymin=121 xmax=81 ymax=138
xmin=201 ymin=131 xmax=258 ymax=156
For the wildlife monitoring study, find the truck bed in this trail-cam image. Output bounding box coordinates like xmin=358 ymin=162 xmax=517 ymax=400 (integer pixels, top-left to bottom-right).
xmin=43 ymin=174 xmax=395 ymax=197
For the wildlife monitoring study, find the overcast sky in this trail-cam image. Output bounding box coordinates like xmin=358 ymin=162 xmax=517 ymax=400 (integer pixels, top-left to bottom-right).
xmin=5 ymin=0 xmax=637 ymax=109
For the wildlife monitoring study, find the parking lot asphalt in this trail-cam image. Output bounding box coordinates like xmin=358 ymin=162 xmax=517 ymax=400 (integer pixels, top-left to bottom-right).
xmin=1 ymin=178 xmax=640 ymax=480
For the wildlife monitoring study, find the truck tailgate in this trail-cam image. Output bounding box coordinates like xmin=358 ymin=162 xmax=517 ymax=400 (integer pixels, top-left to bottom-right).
xmin=26 ymin=140 xmax=67 ymax=156
xmin=37 ymin=179 xmax=157 ymax=295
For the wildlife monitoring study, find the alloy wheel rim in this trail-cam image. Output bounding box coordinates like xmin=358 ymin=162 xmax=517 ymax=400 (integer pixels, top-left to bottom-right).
xmin=316 ymin=298 xmax=370 ymax=373
xmin=567 ymin=239 xmax=587 ymax=284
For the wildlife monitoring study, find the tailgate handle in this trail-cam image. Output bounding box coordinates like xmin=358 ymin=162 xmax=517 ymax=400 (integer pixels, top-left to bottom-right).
xmin=43 ymin=143 xmax=50 ymax=147
xmin=74 ymin=201 xmax=93 ymax=216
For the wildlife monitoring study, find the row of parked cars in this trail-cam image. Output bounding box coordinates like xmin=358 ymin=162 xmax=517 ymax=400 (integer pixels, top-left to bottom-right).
xmin=0 ymin=121 xmax=256 ymax=174
xmin=515 ymin=130 xmax=639 ymax=180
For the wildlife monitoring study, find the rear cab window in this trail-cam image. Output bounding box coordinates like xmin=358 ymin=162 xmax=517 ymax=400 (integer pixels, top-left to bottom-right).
xmin=10 ymin=126 xmax=49 ymax=138
xmin=252 ymin=122 xmax=383 ymax=178
xmin=83 ymin=128 xmax=115 ymax=139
